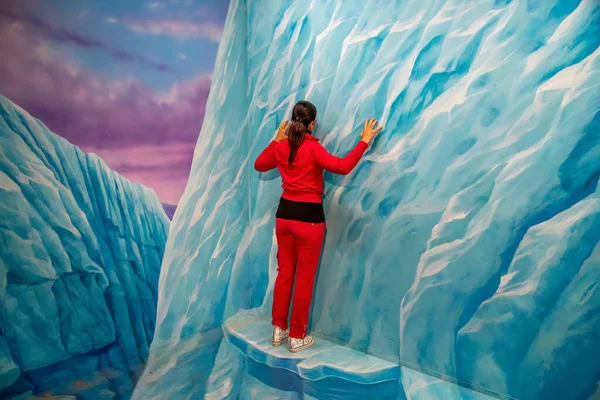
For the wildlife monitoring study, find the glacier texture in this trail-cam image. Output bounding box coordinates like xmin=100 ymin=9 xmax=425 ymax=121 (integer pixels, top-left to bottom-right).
xmin=138 ymin=0 xmax=600 ymax=399
xmin=0 ymin=94 xmax=169 ymax=398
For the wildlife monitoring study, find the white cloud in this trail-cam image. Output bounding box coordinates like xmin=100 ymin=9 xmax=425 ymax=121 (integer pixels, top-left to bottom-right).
xmin=146 ymin=0 xmax=194 ymax=9
xmin=177 ymin=52 xmax=189 ymax=61
xmin=106 ymin=17 xmax=119 ymax=24
xmin=126 ymin=19 xmax=223 ymax=42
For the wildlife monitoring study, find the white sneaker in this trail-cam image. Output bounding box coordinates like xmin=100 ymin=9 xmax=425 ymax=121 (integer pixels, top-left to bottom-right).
xmin=288 ymin=335 xmax=314 ymax=353
xmin=272 ymin=325 xmax=289 ymax=346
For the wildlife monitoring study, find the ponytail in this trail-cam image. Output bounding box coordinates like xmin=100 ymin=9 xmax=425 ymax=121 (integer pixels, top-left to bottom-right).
xmin=288 ymin=119 xmax=307 ymax=166
xmin=287 ymin=100 xmax=317 ymax=166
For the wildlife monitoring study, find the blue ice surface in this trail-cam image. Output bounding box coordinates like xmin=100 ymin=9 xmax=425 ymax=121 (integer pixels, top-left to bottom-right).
xmin=138 ymin=0 xmax=600 ymax=399
xmin=0 ymin=94 xmax=169 ymax=398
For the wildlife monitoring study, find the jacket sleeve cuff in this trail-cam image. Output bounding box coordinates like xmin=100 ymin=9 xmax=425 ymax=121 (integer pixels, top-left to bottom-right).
xmin=357 ymin=140 xmax=369 ymax=150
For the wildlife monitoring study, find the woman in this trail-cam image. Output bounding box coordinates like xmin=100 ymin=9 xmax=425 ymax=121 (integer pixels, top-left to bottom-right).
xmin=254 ymin=100 xmax=382 ymax=352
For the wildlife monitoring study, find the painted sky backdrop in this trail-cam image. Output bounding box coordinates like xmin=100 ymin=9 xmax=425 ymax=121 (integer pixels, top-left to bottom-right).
xmin=0 ymin=0 xmax=230 ymax=204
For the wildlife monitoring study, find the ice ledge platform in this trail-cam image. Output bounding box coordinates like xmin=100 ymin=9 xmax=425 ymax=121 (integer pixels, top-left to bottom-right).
xmin=223 ymin=310 xmax=400 ymax=386
xmin=222 ymin=310 xmax=500 ymax=400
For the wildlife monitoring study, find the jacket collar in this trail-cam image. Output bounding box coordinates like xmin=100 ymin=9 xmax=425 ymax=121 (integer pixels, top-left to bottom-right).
xmin=305 ymin=133 xmax=319 ymax=142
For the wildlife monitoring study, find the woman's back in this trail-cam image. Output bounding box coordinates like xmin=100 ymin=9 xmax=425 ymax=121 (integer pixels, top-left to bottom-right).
xmin=273 ymin=134 xmax=326 ymax=203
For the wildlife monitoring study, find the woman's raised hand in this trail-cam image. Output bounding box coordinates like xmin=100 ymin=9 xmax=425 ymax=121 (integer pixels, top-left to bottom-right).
xmin=275 ymin=121 xmax=290 ymax=142
xmin=361 ymin=118 xmax=383 ymax=145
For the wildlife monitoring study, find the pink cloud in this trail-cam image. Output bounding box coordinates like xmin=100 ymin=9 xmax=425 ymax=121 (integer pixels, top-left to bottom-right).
xmin=0 ymin=16 xmax=211 ymax=204
xmin=125 ymin=18 xmax=223 ymax=41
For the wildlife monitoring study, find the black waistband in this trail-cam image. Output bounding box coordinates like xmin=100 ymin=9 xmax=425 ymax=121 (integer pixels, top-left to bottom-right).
xmin=276 ymin=197 xmax=325 ymax=223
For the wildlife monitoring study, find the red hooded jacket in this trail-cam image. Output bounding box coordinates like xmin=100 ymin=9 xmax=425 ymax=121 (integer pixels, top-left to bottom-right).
xmin=254 ymin=134 xmax=369 ymax=203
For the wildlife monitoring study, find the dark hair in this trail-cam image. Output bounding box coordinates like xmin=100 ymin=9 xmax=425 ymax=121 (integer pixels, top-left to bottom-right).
xmin=288 ymin=100 xmax=317 ymax=166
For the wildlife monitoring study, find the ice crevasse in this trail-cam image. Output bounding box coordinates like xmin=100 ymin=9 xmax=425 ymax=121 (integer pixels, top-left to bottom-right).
xmin=135 ymin=0 xmax=600 ymax=399
xmin=0 ymin=95 xmax=169 ymax=398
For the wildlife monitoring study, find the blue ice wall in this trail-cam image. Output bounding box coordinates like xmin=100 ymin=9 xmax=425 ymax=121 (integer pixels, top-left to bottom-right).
xmin=0 ymin=95 xmax=170 ymax=398
xmin=140 ymin=0 xmax=600 ymax=399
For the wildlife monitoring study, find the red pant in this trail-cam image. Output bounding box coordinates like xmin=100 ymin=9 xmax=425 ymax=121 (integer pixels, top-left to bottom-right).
xmin=272 ymin=218 xmax=325 ymax=338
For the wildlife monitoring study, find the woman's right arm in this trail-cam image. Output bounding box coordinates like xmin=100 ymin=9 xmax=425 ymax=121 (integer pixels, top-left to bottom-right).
xmin=313 ymin=119 xmax=383 ymax=175
xmin=254 ymin=141 xmax=278 ymax=172
xmin=254 ymin=121 xmax=291 ymax=172
xmin=313 ymin=141 xmax=369 ymax=175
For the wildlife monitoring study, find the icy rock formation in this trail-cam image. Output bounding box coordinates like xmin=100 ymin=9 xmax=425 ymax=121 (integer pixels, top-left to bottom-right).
xmin=455 ymin=184 xmax=600 ymax=399
xmin=138 ymin=0 xmax=600 ymax=399
xmin=0 ymin=335 xmax=19 ymax=391
xmin=0 ymin=94 xmax=169 ymax=397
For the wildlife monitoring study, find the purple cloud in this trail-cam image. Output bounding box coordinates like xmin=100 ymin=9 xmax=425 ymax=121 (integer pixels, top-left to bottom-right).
xmin=0 ymin=16 xmax=210 ymax=203
xmin=0 ymin=5 xmax=173 ymax=73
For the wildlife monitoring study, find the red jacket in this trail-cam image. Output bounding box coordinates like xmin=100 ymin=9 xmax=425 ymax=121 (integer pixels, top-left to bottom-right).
xmin=254 ymin=134 xmax=369 ymax=203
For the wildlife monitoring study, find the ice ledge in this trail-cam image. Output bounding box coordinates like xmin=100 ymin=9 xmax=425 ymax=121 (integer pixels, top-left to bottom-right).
xmin=222 ymin=310 xmax=400 ymax=385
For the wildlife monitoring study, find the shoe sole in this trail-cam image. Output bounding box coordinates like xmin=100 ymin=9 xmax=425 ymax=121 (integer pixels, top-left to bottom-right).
xmin=288 ymin=341 xmax=314 ymax=353
xmin=272 ymin=339 xmax=287 ymax=347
